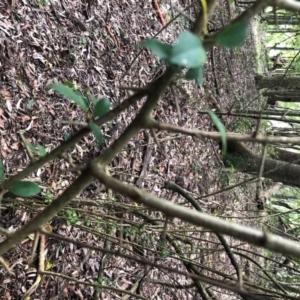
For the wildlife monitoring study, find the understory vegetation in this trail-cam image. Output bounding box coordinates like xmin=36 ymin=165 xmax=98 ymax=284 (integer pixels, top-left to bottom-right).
xmin=1 ymin=0 xmax=300 ymax=299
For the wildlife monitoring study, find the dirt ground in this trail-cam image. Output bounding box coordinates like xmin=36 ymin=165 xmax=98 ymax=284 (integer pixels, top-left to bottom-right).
xmin=0 ymin=0 xmax=264 ymax=299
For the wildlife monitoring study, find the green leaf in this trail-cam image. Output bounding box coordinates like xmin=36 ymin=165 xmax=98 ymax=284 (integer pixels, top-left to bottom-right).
xmin=185 ymin=66 xmax=204 ymax=85
xmin=37 ymin=145 xmax=47 ymax=157
xmin=170 ymin=64 xmax=183 ymax=74
xmin=63 ymin=81 xmax=77 ymax=89
xmin=208 ymin=110 xmax=227 ymax=156
xmin=25 ymin=142 xmax=46 ymax=157
xmin=48 ymin=83 xmax=88 ymax=111
xmin=93 ymin=98 xmax=111 ymax=118
xmin=26 ymin=99 xmax=34 ymax=111
xmin=89 ymin=122 xmax=103 ymax=146
xmin=89 ymin=94 xmax=99 ymax=107
xmin=170 ymin=31 xmax=206 ymax=68
xmin=215 ymin=20 xmax=249 ymax=48
xmin=139 ymin=39 xmax=172 ymax=61
xmin=9 ymin=181 xmax=41 ymax=197
xmin=25 ymin=142 xmax=37 ymax=154
xmin=0 ymin=160 xmax=4 ymax=181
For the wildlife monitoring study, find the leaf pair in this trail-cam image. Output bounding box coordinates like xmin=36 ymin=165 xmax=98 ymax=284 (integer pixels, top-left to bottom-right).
xmin=140 ymin=31 xmax=206 ymax=85
xmin=139 ymin=21 xmax=249 ymax=85
xmin=48 ymin=83 xmax=111 ymax=146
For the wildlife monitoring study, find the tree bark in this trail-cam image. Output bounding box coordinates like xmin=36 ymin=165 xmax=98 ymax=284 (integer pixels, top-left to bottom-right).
xmin=255 ymin=74 xmax=300 ymax=90
xmin=264 ymin=17 xmax=300 ymax=25
xmin=271 ymin=147 xmax=300 ymax=165
xmin=226 ymin=142 xmax=300 ymax=187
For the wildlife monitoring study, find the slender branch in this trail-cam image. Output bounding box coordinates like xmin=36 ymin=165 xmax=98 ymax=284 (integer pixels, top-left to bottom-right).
xmin=192 ymin=0 xmax=218 ymax=36
xmin=96 ymin=68 xmax=176 ymax=166
xmin=0 ymin=3 xmax=219 ymax=255
xmin=148 ymin=119 xmax=300 ymax=145
xmin=39 ymin=270 xmax=149 ymax=300
xmin=255 ymin=144 xmax=268 ymax=209
xmin=40 ymin=231 xmax=272 ymax=299
xmin=89 ymin=166 xmax=300 ymax=260
xmin=0 ymin=256 xmax=14 ymax=276
xmin=164 ymin=181 xmax=242 ymax=288
xmin=19 ymin=132 xmax=35 ymax=161
xmin=233 ymin=251 xmax=288 ymax=295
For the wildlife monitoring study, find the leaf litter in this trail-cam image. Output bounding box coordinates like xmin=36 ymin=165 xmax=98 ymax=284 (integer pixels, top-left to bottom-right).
xmin=0 ymin=0 xmax=263 ymax=299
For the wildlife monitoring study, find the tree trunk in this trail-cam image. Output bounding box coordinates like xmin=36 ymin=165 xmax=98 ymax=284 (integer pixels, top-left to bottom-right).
xmin=226 ymin=142 xmax=300 ymax=187
xmin=267 ymin=29 xmax=300 ymax=33
xmin=264 ymin=90 xmax=299 ymax=97
xmin=263 ymin=90 xmax=300 ymax=104
xmin=272 ymin=194 xmax=297 ymax=201
xmin=255 ymin=74 xmax=300 ymax=90
xmin=264 ymin=17 xmax=300 ymax=25
xmin=271 ymin=147 xmax=300 ymax=165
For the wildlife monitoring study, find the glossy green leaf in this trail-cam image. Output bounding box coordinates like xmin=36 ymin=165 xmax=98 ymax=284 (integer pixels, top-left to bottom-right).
xmin=139 ymin=39 xmax=172 ymax=61
xmin=185 ymin=66 xmax=204 ymax=85
xmin=89 ymin=122 xmax=103 ymax=146
xmin=170 ymin=31 xmax=206 ymax=68
xmin=37 ymin=145 xmax=47 ymax=157
xmin=208 ymin=110 xmax=227 ymax=156
xmin=93 ymin=98 xmax=111 ymax=118
xmin=0 ymin=160 xmax=4 ymax=181
xmin=215 ymin=20 xmax=249 ymax=48
xmin=48 ymin=83 xmax=88 ymax=111
xmin=9 ymin=181 xmax=41 ymax=197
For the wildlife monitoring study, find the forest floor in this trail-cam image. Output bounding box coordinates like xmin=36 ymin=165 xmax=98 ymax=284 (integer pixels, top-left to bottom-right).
xmin=0 ymin=1 xmax=266 ymax=299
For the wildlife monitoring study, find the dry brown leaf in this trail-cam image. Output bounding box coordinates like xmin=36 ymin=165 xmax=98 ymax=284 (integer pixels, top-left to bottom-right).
xmin=1 ymin=88 xmax=11 ymax=98
xmin=10 ymin=142 xmax=19 ymax=150
xmin=20 ymin=115 xmax=31 ymax=122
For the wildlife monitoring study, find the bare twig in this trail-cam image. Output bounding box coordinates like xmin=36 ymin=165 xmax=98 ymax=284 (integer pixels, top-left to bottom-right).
xmin=164 ymin=181 xmax=243 ymax=287
xmin=89 ymin=166 xmax=300 ymax=260
xmin=19 ymin=131 xmax=35 ymax=161
xmin=0 ymin=256 xmax=14 ymax=276
xmin=147 ymin=119 xmax=300 ymax=145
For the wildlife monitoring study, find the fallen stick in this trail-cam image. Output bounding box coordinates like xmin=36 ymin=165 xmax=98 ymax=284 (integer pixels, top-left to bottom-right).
xmin=153 ymin=0 xmax=166 ymax=27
